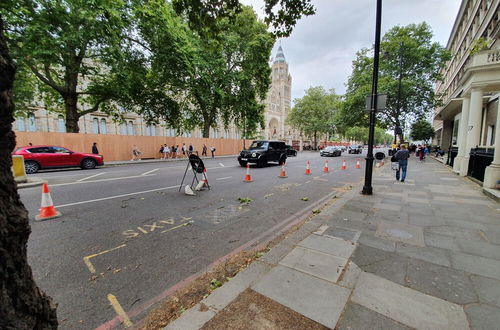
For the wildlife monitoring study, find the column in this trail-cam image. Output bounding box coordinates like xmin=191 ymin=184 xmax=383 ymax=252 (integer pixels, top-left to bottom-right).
xmin=483 ymin=99 xmax=500 ymax=188
xmin=459 ymin=88 xmax=483 ymax=176
xmin=453 ymin=97 xmax=470 ymax=172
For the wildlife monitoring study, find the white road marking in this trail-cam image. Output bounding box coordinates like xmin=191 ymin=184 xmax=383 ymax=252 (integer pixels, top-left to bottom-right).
xmin=216 ymin=176 xmax=232 ymax=180
xmin=50 ymin=174 xmax=157 ymax=187
xmin=77 ymin=172 xmax=106 ymax=182
xmin=141 ymin=168 xmax=159 ymax=176
xmin=56 ymin=185 xmax=178 ymax=208
xmin=219 ymin=163 xmax=225 ymax=167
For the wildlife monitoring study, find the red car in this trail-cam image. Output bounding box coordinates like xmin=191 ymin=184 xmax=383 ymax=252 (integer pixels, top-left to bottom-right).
xmin=14 ymin=145 xmax=104 ymax=174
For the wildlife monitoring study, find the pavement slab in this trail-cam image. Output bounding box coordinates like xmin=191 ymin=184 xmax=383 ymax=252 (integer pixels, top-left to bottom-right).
xmin=337 ymin=261 xmax=362 ymax=289
xmin=465 ymin=304 xmax=500 ymax=330
xmin=406 ymin=258 xmax=478 ymax=305
xmin=322 ymin=226 xmax=361 ymax=242
xmin=358 ymin=232 xmax=396 ymax=252
xmin=396 ymin=243 xmax=451 ymax=267
xmin=352 ymin=272 xmax=469 ymax=330
xmin=376 ymin=220 xmax=425 ymax=247
xmin=164 ymin=303 xmax=216 ymax=330
xmin=470 ymin=275 xmax=500 ymax=308
xmin=279 ymin=246 xmax=348 ymax=283
xmin=252 ymin=265 xmax=350 ymax=329
xmin=337 ymin=302 xmax=413 ymax=330
xmin=451 ymin=252 xmax=500 ymax=280
xmin=456 ymin=239 xmax=500 ymax=260
xmin=297 ymin=234 xmax=357 ymax=258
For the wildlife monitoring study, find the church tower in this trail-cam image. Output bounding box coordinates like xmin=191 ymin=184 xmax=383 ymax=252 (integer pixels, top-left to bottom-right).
xmin=264 ymin=45 xmax=292 ymax=140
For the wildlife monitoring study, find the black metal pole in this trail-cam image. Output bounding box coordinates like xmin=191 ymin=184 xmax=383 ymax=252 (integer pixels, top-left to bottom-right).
xmin=394 ymin=42 xmax=404 ymax=144
xmin=362 ymin=0 xmax=382 ymax=195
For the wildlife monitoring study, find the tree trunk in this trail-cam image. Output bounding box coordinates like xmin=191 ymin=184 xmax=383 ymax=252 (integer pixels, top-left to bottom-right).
xmin=202 ymin=122 xmax=210 ymax=138
xmin=64 ymin=93 xmax=80 ymax=133
xmin=0 ymin=18 xmax=58 ymax=329
xmin=313 ymin=131 xmax=317 ymax=149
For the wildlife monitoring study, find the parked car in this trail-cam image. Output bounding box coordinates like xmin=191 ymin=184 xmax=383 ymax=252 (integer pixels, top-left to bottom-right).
xmin=238 ymin=140 xmax=287 ymax=167
xmin=339 ymin=145 xmax=347 ymax=152
xmin=348 ymin=145 xmax=363 ymax=154
xmin=13 ymin=145 xmax=104 ymax=174
xmin=320 ymin=146 xmax=341 ymax=157
xmin=285 ymin=145 xmax=297 ymax=157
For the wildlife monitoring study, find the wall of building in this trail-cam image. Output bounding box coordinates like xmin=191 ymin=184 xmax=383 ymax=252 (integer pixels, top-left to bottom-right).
xmin=15 ymin=132 xmax=253 ymax=161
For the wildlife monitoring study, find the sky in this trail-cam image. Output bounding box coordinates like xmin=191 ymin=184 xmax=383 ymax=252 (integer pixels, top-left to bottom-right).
xmin=241 ymin=0 xmax=462 ymax=101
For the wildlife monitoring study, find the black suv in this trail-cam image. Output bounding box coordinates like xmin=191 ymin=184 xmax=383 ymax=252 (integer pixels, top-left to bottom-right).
xmin=238 ymin=140 xmax=287 ymax=167
xmin=348 ymin=145 xmax=363 ymax=154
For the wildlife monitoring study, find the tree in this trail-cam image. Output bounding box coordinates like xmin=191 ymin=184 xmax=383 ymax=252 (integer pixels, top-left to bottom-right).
xmin=2 ymin=0 xmax=137 ymax=132
xmin=0 ymin=17 xmax=58 ymax=328
xmin=344 ymin=126 xmax=393 ymax=145
xmin=340 ymin=23 xmax=451 ymax=141
xmin=182 ymin=6 xmax=274 ymax=138
xmin=287 ymin=86 xmax=340 ymax=148
xmin=410 ymin=119 xmax=435 ymax=143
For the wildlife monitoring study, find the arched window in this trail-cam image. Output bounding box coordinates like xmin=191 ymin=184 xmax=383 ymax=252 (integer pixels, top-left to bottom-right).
xmin=28 ymin=113 xmax=36 ymax=132
xmin=58 ymin=115 xmax=66 ymax=132
xmin=92 ymin=118 xmax=99 ymax=134
xmin=100 ymin=118 xmax=107 ymax=134
xmin=16 ymin=118 xmax=26 ymax=131
xmin=120 ymin=122 xmax=127 ymax=135
xmin=127 ymin=121 xmax=135 ymax=135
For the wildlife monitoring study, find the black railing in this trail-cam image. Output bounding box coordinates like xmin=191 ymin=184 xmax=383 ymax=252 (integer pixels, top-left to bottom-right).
xmin=468 ymin=147 xmax=494 ymax=182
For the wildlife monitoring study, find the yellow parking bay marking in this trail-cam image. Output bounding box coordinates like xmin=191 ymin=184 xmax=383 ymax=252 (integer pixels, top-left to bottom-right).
xmin=107 ymin=294 xmax=133 ymax=327
xmin=83 ymin=244 xmax=126 ymax=274
xmin=161 ymin=221 xmax=193 ymax=234
xmin=141 ymin=168 xmax=159 ymax=176
xmin=77 ymin=172 xmax=106 ymax=182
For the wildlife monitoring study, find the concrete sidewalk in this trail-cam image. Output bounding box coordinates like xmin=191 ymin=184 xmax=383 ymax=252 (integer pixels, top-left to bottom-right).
xmin=164 ymin=157 xmax=500 ymax=330
xmin=103 ymin=154 xmax=238 ymax=167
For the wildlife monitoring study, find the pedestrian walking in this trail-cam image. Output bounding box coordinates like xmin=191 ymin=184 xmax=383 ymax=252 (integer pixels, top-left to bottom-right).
xmin=171 ymin=145 xmax=176 ymax=158
xmin=393 ymin=144 xmax=410 ymax=182
xmin=417 ymin=145 xmax=424 ymax=162
xmin=132 ymin=145 xmax=141 ymax=161
xmin=210 ymin=146 xmax=216 ymax=158
xmin=188 ymin=144 xmax=194 ymax=155
xmin=92 ymin=142 xmax=99 ymax=155
xmin=176 ymin=145 xmax=180 ymax=158
xmin=202 ymin=144 xmax=207 ymax=157
xmin=159 ymin=144 xmax=164 ymax=158
xmin=181 ymin=143 xmax=186 ymax=158
xmin=163 ymin=144 xmax=170 ymax=159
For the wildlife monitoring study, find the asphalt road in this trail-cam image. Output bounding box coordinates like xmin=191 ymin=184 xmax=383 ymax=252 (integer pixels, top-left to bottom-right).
xmin=19 ymin=150 xmax=377 ymax=329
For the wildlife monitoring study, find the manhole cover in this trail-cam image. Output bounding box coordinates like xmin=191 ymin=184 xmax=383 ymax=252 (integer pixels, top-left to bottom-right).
xmin=386 ymin=229 xmax=413 ymax=239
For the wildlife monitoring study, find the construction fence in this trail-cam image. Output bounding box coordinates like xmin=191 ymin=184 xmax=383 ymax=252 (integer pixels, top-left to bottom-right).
xmin=14 ymin=132 xmax=253 ymax=162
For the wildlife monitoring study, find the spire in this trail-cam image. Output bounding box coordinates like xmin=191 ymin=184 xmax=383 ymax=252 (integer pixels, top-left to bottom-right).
xmin=274 ymin=44 xmax=286 ymax=64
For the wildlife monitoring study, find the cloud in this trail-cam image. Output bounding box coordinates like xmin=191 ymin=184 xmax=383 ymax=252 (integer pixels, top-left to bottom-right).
xmin=242 ymin=0 xmax=460 ymax=100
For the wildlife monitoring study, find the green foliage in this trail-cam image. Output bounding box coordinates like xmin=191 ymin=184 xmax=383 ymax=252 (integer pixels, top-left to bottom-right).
xmin=340 ymin=23 xmax=451 ymax=138
xmin=173 ymin=0 xmax=315 ymax=38
xmin=237 ymin=197 xmax=253 ymax=205
xmin=470 ymin=37 xmax=490 ymax=55
xmin=343 ymin=126 xmax=392 ymax=144
xmin=287 ymin=86 xmax=340 ymax=146
xmin=410 ymin=119 xmax=435 ymax=142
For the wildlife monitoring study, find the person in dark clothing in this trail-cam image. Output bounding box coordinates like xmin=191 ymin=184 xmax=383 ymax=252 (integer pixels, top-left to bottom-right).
xmin=188 ymin=144 xmax=194 ymax=155
xmin=202 ymin=144 xmax=207 ymax=156
xmin=92 ymin=142 xmax=99 ymax=155
xmin=394 ymin=144 xmax=410 ymax=182
xmin=210 ymin=146 xmax=216 ymax=158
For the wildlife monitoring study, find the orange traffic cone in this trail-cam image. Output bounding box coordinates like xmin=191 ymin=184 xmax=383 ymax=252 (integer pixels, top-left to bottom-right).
xmin=341 ymin=159 xmax=347 ymax=170
xmin=323 ymin=160 xmax=329 ymax=173
xmin=278 ymin=165 xmax=287 ymax=178
xmin=305 ymin=161 xmax=311 ymax=175
xmin=35 ymin=183 xmax=61 ymax=221
xmin=243 ymin=164 xmax=253 ymax=182
xmin=355 ymin=159 xmax=361 ymax=169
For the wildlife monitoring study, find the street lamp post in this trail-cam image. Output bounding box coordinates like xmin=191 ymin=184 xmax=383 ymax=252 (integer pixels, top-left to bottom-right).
xmin=362 ymin=0 xmax=382 ymax=196
xmin=394 ymin=42 xmax=404 ymax=144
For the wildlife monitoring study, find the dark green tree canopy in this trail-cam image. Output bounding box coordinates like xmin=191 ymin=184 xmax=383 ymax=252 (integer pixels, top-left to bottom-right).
xmin=286 ymin=86 xmax=340 ymax=147
xmin=339 ymin=22 xmax=451 ymax=139
xmin=410 ymin=119 xmax=435 ymax=143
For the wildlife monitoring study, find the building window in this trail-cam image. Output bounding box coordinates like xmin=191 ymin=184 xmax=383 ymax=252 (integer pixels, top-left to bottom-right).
xmin=146 ymin=124 xmax=156 ymax=136
xmin=224 ymin=130 xmax=230 ymax=139
xmin=92 ymin=118 xmax=99 ymax=134
xmin=58 ymin=115 xmax=66 ymax=133
xmin=16 ymin=118 xmax=26 ymax=131
xmin=127 ymin=121 xmax=135 ymax=135
xmin=100 ymin=118 xmax=107 ymax=134
xmin=120 ymin=122 xmax=127 ymax=135
xmin=28 ymin=113 xmax=36 ymax=132
xmin=487 ymin=125 xmax=495 ymax=146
